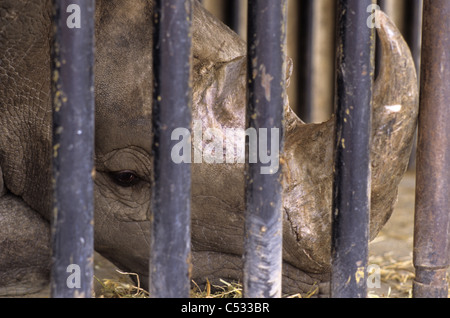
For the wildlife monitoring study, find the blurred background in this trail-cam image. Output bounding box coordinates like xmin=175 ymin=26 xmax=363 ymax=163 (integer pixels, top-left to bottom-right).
xmin=199 ymin=0 xmax=422 ymax=122
xmin=199 ymin=0 xmax=422 ymax=168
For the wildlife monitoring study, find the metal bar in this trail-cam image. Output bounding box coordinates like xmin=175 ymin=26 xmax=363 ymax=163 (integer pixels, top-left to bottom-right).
xmin=413 ymin=0 xmax=450 ymax=299
xmin=331 ymin=0 xmax=375 ymax=298
xmin=150 ymin=0 xmax=193 ymax=298
xmin=404 ymin=0 xmax=423 ymax=170
xmin=296 ymin=0 xmax=314 ymax=123
xmin=244 ymin=0 xmax=287 ymax=298
xmin=310 ymin=0 xmax=337 ymax=123
xmin=404 ymin=0 xmax=423 ymax=79
xmin=374 ymin=0 xmax=384 ymax=79
xmin=225 ymin=0 xmax=241 ymax=35
xmin=50 ymin=0 xmax=95 ymax=298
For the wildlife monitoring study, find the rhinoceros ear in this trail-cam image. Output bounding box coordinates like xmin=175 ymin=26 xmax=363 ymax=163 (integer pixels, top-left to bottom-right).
xmin=192 ymin=0 xmax=246 ymax=63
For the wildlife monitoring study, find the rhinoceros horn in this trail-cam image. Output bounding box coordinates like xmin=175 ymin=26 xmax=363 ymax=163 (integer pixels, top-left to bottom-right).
xmin=280 ymin=9 xmax=418 ymax=293
xmin=189 ymin=5 xmax=418 ymax=296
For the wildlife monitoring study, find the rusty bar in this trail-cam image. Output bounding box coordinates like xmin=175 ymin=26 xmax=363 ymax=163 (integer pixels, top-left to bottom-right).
xmin=331 ymin=0 xmax=375 ymax=298
xmin=244 ymin=0 xmax=287 ymax=298
xmin=50 ymin=0 xmax=95 ymax=298
xmin=150 ymin=0 xmax=193 ymax=298
xmin=413 ymin=0 xmax=450 ymax=299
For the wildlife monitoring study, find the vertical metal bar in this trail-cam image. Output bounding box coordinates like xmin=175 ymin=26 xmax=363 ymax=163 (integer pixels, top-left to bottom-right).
xmin=404 ymin=0 xmax=423 ymax=79
xmin=225 ymin=0 xmax=241 ymax=35
xmin=375 ymin=0 xmax=384 ymax=79
xmin=296 ymin=0 xmax=314 ymax=123
xmin=151 ymin=0 xmax=193 ymax=298
xmin=413 ymin=0 xmax=450 ymax=299
xmin=310 ymin=0 xmax=337 ymax=123
xmin=331 ymin=0 xmax=375 ymax=298
xmin=404 ymin=0 xmax=423 ymax=170
xmin=51 ymin=0 xmax=95 ymax=298
xmin=244 ymin=0 xmax=287 ymax=298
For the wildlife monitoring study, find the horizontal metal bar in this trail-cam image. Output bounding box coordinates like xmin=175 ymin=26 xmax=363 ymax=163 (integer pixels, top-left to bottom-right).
xmin=331 ymin=0 xmax=375 ymax=298
xmin=150 ymin=0 xmax=193 ymax=298
xmin=244 ymin=0 xmax=287 ymax=298
xmin=51 ymin=0 xmax=95 ymax=298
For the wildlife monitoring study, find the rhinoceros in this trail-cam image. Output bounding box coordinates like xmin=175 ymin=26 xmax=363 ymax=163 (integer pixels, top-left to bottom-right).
xmin=0 ymin=0 xmax=418 ymax=296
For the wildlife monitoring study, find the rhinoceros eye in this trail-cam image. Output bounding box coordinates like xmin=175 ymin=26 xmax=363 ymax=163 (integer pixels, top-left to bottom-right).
xmin=109 ymin=170 xmax=140 ymax=188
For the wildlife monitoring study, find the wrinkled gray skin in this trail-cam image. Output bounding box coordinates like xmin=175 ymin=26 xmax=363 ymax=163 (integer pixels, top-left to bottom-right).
xmin=0 ymin=0 xmax=418 ymax=296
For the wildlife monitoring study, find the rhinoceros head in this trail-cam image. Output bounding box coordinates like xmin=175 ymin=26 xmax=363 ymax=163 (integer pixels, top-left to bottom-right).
xmin=0 ymin=0 xmax=418 ymax=296
xmin=93 ymin=2 xmax=417 ymax=296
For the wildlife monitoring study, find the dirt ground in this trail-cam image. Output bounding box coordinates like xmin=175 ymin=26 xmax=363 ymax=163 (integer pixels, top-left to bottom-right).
xmin=368 ymin=171 xmax=450 ymax=298
xmin=16 ymin=171 xmax=449 ymax=298
xmin=367 ymin=171 xmax=418 ymax=298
